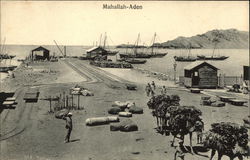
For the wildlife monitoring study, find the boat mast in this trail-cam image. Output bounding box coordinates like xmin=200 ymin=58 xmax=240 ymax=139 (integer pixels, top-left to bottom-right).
xmin=103 ymin=32 xmax=107 ymax=49
xmin=134 ymin=33 xmax=140 ymax=54
xmin=99 ymin=34 xmax=102 ymax=47
xmin=212 ymin=40 xmax=218 ymax=57
xmin=125 ymin=42 xmax=129 ymax=54
xmin=151 ymin=32 xmax=157 ymax=55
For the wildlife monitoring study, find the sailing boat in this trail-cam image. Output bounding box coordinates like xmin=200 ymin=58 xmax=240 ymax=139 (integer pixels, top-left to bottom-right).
xmin=0 ymin=38 xmax=16 ymax=59
xmin=174 ymin=45 xmax=197 ymax=62
xmin=118 ymin=42 xmax=147 ymax=64
xmin=0 ymin=39 xmax=17 ymax=72
xmin=119 ymin=33 xmax=152 ymax=59
xmin=103 ymin=33 xmax=119 ymax=55
xmin=149 ymin=33 xmax=168 ymax=58
xmin=197 ymin=40 xmax=229 ymax=60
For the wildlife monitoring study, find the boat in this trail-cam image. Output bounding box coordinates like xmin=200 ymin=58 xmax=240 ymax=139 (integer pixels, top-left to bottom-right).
xmin=119 ymin=53 xmax=152 ymax=59
xmin=196 ymin=40 xmax=229 ymax=60
xmin=149 ymin=33 xmax=168 ymax=58
xmin=119 ymin=34 xmax=152 ymax=59
xmin=0 ymin=65 xmax=17 ymax=72
xmin=124 ymin=58 xmax=147 ymax=64
xmin=174 ymin=46 xmax=197 ymax=62
xmin=0 ymin=54 xmax=16 ymax=59
xmin=174 ymin=56 xmax=197 ymax=62
xmin=197 ymin=55 xmax=228 ymax=60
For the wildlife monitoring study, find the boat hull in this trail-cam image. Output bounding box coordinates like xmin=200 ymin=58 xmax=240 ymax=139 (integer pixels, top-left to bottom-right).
xmin=150 ymin=53 xmax=168 ymax=58
xmin=197 ymin=55 xmax=229 ymax=60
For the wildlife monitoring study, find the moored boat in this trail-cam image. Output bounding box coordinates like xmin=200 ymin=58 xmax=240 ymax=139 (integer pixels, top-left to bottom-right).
xmin=174 ymin=56 xmax=197 ymax=62
xmin=124 ymin=58 xmax=147 ymax=64
xmin=149 ymin=33 xmax=168 ymax=58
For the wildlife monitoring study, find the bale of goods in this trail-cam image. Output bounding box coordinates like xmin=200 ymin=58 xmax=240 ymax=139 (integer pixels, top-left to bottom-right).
xmin=71 ymin=90 xmax=81 ymax=95
xmin=107 ymin=116 xmax=119 ymax=123
xmin=81 ymin=90 xmax=94 ymax=96
xmin=120 ymin=119 xmax=138 ymax=132
xmin=85 ymin=117 xmax=109 ymax=126
xmin=112 ymin=101 xmax=128 ymax=111
xmin=110 ymin=119 xmax=138 ymax=132
xmin=201 ymin=100 xmax=213 ymax=105
xmin=147 ymin=94 xmax=180 ymax=110
xmin=126 ymin=101 xmax=135 ymax=108
xmin=118 ymin=112 xmax=132 ymax=117
xmin=203 ymin=122 xmax=249 ymax=155
xmin=126 ymin=84 xmax=137 ymax=90
xmin=55 ymin=109 xmax=69 ymax=119
xmin=110 ymin=123 xmax=121 ymax=131
xmin=167 ymin=106 xmax=202 ymax=135
xmin=129 ymin=106 xmax=143 ymax=114
xmin=108 ymin=107 xmax=122 ymax=115
xmin=243 ymin=116 xmax=250 ymax=125
xmin=211 ymin=101 xmax=226 ymax=107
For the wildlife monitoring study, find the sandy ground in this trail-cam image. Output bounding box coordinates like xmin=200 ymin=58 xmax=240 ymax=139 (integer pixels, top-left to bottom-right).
xmin=0 ymin=58 xmax=249 ymax=160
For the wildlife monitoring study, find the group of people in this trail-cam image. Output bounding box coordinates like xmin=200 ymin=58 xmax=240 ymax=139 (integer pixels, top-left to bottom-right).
xmin=145 ymin=81 xmax=156 ymax=97
xmin=145 ymin=81 xmax=167 ymax=97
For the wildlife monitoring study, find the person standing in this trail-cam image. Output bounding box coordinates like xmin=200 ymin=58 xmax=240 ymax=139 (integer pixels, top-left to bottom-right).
xmin=63 ymin=112 xmax=73 ymax=143
xmin=145 ymin=85 xmax=150 ymax=96
xmin=195 ymin=120 xmax=204 ymax=144
xmin=161 ymin=85 xmax=167 ymax=95
xmin=151 ymin=81 xmax=156 ymax=90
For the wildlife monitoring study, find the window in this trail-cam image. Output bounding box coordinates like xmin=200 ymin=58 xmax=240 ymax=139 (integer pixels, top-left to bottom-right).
xmin=194 ymin=71 xmax=198 ymax=76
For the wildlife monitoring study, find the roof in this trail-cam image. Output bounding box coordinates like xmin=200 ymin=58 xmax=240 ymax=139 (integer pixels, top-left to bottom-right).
xmin=86 ymin=46 xmax=107 ymax=52
xmin=32 ymin=46 xmax=50 ymax=52
xmin=184 ymin=61 xmax=219 ymax=71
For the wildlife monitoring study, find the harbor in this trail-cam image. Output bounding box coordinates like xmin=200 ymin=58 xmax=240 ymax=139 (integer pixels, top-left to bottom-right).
xmin=0 ymin=1 xmax=249 ymax=160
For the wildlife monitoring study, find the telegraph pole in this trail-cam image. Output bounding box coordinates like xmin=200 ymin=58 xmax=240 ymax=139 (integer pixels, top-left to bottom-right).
xmin=173 ymin=61 xmax=177 ymax=84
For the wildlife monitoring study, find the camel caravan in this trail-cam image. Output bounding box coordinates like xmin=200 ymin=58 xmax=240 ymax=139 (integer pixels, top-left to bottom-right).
xmin=147 ymin=94 xmax=249 ymax=160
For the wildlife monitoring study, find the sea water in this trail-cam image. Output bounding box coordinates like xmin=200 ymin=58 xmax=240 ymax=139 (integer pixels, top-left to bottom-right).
xmin=1 ymin=45 xmax=249 ymax=81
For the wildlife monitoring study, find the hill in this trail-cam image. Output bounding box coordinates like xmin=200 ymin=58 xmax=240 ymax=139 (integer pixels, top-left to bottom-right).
xmin=159 ymin=29 xmax=249 ymax=49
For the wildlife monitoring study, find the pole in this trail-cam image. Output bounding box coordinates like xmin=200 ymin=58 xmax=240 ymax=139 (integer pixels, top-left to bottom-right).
xmin=66 ymin=95 xmax=68 ymax=108
xmin=78 ymin=94 xmax=80 ymax=110
xmin=72 ymin=94 xmax=74 ymax=109
xmin=173 ymin=61 xmax=177 ymax=84
xmin=49 ymin=96 xmax=52 ymax=112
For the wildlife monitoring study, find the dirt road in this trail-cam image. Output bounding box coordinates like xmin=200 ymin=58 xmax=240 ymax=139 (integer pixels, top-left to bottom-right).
xmin=1 ymin=59 xmax=249 ymax=160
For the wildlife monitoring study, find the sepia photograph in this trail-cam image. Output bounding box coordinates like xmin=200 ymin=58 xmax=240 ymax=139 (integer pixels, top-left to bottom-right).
xmin=0 ymin=1 xmax=249 ymax=160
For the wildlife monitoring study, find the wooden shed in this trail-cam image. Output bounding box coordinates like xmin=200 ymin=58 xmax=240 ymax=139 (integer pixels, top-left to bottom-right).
xmin=31 ymin=46 xmax=50 ymax=61
xmin=184 ymin=61 xmax=219 ymax=88
xmin=243 ymin=66 xmax=250 ymax=81
xmin=86 ymin=46 xmax=108 ymax=59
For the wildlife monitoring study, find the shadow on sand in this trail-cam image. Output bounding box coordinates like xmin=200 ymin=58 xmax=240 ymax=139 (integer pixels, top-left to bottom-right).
xmin=183 ymin=145 xmax=210 ymax=158
xmin=70 ymin=139 xmax=80 ymax=143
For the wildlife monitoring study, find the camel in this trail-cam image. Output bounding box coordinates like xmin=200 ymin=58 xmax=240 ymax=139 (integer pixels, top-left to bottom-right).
xmin=209 ymin=148 xmax=246 ymax=160
xmin=169 ymin=117 xmax=204 ymax=154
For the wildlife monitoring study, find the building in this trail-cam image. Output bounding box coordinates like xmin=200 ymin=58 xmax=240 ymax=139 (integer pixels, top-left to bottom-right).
xmin=86 ymin=46 xmax=108 ymax=59
xmin=243 ymin=66 xmax=250 ymax=81
xmin=31 ymin=46 xmax=50 ymax=61
xmin=184 ymin=61 xmax=219 ymax=88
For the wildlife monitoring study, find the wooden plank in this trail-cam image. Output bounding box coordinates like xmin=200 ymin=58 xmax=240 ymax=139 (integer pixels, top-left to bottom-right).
xmin=218 ymin=96 xmax=236 ymax=102
xmin=3 ymin=101 xmax=17 ymax=105
xmin=5 ymin=97 xmax=16 ymax=101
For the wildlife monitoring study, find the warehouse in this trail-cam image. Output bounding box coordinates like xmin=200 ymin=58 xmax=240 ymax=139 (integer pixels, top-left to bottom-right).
xmin=184 ymin=61 xmax=219 ymax=88
xmin=31 ymin=46 xmax=50 ymax=61
xmin=86 ymin=46 xmax=108 ymax=59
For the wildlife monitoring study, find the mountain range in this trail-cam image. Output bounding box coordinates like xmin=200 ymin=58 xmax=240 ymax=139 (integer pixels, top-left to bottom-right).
xmin=157 ymin=29 xmax=249 ymax=49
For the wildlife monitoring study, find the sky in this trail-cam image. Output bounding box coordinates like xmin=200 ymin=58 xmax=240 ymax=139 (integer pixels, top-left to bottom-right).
xmin=1 ymin=1 xmax=249 ymax=46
